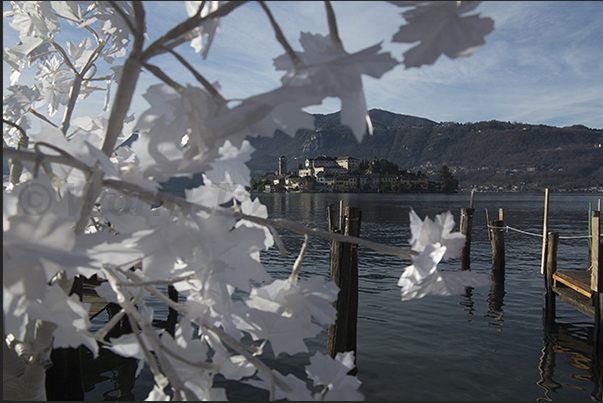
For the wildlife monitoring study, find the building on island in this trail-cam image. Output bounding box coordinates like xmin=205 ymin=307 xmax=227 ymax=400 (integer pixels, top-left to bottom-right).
xmin=336 ymin=156 xmax=360 ymax=172
xmin=300 ymin=156 xmax=346 ymax=178
xmin=278 ymin=155 xmax=287 ymax=176
xmin=333 ymin=174 xmax=359 ymax=192
xmin=260 ymin=155 xmax=429 ymax=193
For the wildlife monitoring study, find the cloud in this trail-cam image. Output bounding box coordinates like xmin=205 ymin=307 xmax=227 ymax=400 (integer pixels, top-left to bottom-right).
xmin=4 ymin=1 xmax=603 ymax=129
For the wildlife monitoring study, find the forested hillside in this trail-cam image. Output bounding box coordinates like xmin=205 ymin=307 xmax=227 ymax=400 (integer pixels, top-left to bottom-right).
xmin=247 ymin=109 xmax=603 ymax=191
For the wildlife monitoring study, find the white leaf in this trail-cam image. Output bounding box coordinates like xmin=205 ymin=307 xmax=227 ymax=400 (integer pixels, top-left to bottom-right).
xmin=306 ymin=352 xmax=361 ymax=399
xmin=274 ymin=33 xmax=398 ymax=141
xmin=27 ymin=285 xmax=98 ymax=357
xmin=391 ymin=1 xmax=494 ymax=68
xmin=398 ymin=244 xmax=490 ymax=301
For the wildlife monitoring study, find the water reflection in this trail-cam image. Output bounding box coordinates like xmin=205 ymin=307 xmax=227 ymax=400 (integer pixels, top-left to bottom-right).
xmin=81 ymin=347 xmax=139 ymax=401
xmin=538 ymin=320 xmax=602 ymax=400
xmin=82 ymin=193 xmax=603 ymax=400
xmin=485 ymin=270 xmax=506 ymax=325
xmin=458 ymin=286 xmax=476 ymax=316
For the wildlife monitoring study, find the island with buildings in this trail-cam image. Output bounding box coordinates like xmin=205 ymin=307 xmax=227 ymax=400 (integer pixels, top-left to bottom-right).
xmin=249 ymin=155 xmax=457 ymax=194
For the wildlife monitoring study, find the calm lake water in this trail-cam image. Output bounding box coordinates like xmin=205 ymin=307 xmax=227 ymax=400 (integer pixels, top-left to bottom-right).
xmin=85 ymin=192 xmax=603 ymax=401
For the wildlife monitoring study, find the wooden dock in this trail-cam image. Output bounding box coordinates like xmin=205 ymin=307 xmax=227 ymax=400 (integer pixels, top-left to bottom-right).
xmin=81 ymin=275 xmax=111 ymax=320
xmin=543 ymin=207 xmax=602 ymax=356
xmin=553 ymin=270 xmax=596 ymax=318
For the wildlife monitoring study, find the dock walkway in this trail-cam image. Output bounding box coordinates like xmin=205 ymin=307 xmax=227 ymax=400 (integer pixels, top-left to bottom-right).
xmin=81 ymin=276 xmax=110 ymax=320
xmin=553 ymin=270 xmax=596 ymax=318
xmin=543 ymin=208 xmax=601 ymax=355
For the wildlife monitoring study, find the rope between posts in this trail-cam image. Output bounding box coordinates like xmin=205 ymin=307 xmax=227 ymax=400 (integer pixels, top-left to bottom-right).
xmin=486 ymin=224 xmax=592 ymax=240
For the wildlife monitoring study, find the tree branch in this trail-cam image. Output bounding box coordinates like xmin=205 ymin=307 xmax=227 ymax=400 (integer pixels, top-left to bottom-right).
xmin=3 ymin=145 xmax=416 ymax=259
xmin=141 ymin=62 xmax=185 ymax=93
xmin=141 ymin=1 xmax=247 ymax=61
xmin=165 ymin=48 xmax=226 ymax=104
xmin=2 ymin=146 xmax=91 ymax=174
xmin=107 ymin=0 xmax=136 ymax=34
xmin=102 ymin=178 xmax=417 ymax=259
xmin=101 ymin=1 xmax=146 ymax=156
xmin=3 ymin=119 xmax=29 ymax=187
xmin=102 ymin=266 xmax=198 ymax=401
xmin=258 ymin=1 xmax=305 ymax=71
xmin=324 ymin=1 xmax=346 ymax=53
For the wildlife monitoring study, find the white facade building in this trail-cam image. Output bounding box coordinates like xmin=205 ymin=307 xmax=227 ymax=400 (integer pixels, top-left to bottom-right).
xmin=336 ymin=156 xmax=360 ymax=172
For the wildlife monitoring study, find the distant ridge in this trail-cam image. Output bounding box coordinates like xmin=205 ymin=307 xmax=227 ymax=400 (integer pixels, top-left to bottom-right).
xmin=247 ymin=109 xmax=603 ymax=192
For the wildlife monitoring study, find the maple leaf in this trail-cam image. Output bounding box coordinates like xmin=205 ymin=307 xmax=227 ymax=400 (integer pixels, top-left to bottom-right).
xmin=66 ymin=37 xmax=95 ymax=69
xmin=397 ymin=243 xmax=490 ymax=301
xmin=409 ymin=209 xmax=466 ymax=260
xmin=397 ymin=209 xmax=490 ymax=300
xmin=390 ymin=1 xmax=494 ymax=68
xmin=274 ymin=33 xmax=398 ymax=142
xmin=306 ymin=352 xmax=363 ymax=400
xmin=235 ymin=278 xmax=337 ymax=356
xmin=27 ymin=284 xmax=99 ymax=356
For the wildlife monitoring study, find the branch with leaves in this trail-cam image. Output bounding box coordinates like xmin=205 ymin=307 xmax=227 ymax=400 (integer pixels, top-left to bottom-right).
xmin=3 ymin=1 xmax=494 ymax=400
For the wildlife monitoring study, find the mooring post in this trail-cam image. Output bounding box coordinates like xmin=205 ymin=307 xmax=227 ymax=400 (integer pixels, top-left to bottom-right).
xmin=489 ymin=219 xmax=505 ymax=276
xmin=544 ymin=231 xmax=559 ymax=330
xmin=327 ymin=203 xmax=337 ymax=232
xmin=591 ymin=208 xmax=602 ymax=357
xmin=339 ymin=199 xmax=345 ymax=232
xmin=460 ymin=207 xmax=475 ymax=270
xmin=166 ymin=285 xmax=179 ymax=337
xmin=540 ymin=188 xmax=550 ymax=274
xmin=327 ymin=206 xmax=361 ymax=373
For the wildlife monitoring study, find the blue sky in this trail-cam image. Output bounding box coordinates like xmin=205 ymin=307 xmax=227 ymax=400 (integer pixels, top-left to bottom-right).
xmin=4 ymin=1 xmax=603 ymax=129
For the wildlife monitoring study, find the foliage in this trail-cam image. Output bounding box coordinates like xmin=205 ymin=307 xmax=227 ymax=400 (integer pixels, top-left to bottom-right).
xmin=365 ymin=158 xmax=400 ymax=175
xmin=3 ymin=1 xmax=493 ymax=400
xmin=436 ymin=165 xmax=459 ymax=193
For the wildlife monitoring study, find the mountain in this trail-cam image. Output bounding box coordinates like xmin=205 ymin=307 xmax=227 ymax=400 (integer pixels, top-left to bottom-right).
xmin=246 ymin=109 xmax=603 ymax=192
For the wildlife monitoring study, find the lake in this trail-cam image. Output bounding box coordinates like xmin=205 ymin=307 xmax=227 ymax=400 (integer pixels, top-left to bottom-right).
xmin=85 ymin=192 xmax=603 ymax=401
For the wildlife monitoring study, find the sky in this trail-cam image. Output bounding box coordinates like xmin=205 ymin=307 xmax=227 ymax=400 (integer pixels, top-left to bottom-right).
xmin=3 ymin=1 xmax=603 ymax=130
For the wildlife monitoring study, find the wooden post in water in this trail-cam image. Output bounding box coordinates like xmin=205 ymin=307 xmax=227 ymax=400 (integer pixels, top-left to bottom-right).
xmin=540 ymin=188 xmax=550 ymax=274
xmin=339 ymin=199 xmax=345 ymax=233
xmin=460 ymin=189 xmax=476 ymax=271
xmin=543 ymin=231 xmax=559 ymax=330
xmin=327 ymin=205 xmax=361 ymax=372
xmin=489 ymin=219 xmax=505 ymax=276
xmin=166 ymin=285 xmax=179 ymax=337
xmin=460 ymin=207 xmax=475 ymax=271
xmin=591 ymin=208 xmax=602 ymax=357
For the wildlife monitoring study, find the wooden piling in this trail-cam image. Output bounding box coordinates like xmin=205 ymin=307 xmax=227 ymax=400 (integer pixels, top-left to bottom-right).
xmin=544 ymin=231 xmax=560 ymax=329
xmin=327 ymin=205 xmax=361 ymax=372
xmin=540 ymin=188 xmax=550 ymax=274
xmin=460 ymin=207 xmax=475 ymax=271
xmin=327 ymin=203 xmax=337 ymax=232
xmin=339 ymin=199 xmax=345 ymax=232
xmin=592 ymin=210 xmax=601 ymax=293
xmin=591 ymin=209 xmax=602 ymax=357
xmin=166 ymin=285 xmax=179 ymax=337
xmin=489 ymin=220 xmax=505 ymax=276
